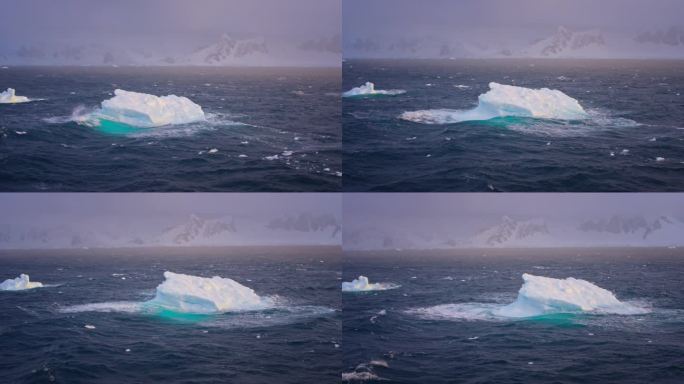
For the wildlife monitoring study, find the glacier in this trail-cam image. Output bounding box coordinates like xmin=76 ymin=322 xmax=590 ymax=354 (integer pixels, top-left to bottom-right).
xmin=0 ymin=88 xmax=31 ymax=104
xmin=0 ymin=274 xmax=44 ymax=291
xmin=400 ymin=82 xmax=587 ymax=124
xmin=77 ymin=89 xmax=206 ymax=129
xmin=144 ymin=271 xmax=274 ymax=314
xmin=342 ymin=275 xmax=400 ymax=292
xmin=342 ymin=82 xmax=406 ymax=97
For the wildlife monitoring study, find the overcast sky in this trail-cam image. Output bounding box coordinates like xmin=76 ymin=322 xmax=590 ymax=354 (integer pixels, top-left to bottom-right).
xmin=0 ymin=193 xmax=340 ymax=227
xmin=0 ymin=0 xmax=340 ymax=53
xmin=344 ymin=0 xmax=683 ymax=37
xmin=343 ymin=0 xmax=684 ymax=58
xmin=344 ymin=193 xmax=684 ymax=225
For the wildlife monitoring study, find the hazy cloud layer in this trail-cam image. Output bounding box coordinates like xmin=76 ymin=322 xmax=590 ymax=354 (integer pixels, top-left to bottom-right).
xmin=0 ymin=0 xmax=341 ymax=66
xmin=343 ymin=0 xmax=684 ymax=58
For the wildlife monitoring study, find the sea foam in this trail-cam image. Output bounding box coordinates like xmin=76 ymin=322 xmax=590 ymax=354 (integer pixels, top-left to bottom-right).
xmin=400 ymin=82 xmax=587 ymax=124
xmin=342 ymin=275 xmax=400 ymax=292
xmin=343 ymin=82 xmax=406 ymax=97
xmin=0 ymin=88 xmax=31 ymax=104
xmin=77 ymin=89 xmax=206 ymax=128
xmin=0 ymin=274 xmax=44 ymax=291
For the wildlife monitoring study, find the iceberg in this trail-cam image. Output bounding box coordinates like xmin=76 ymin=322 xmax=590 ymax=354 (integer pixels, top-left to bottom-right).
xmin=407 ymin=273 xmax=649 ymax=322
xmin=0 ymin=88 xmax=30 ymax=104
xmin=342 ymin=82 xmax=406 ymax=97
xmin=493 ymin=273 xmax=647 ymax=317
xmin=342 ymin=275 xmax=400 ymax=292
xmin=79 ymin=89 xmax=206 ymax=128
xmin=144 ymin=271 xmax=273 ymax=314
xmin=0 ymin=274 xmax=43 ymax=291
xmin=400 ymin=82 xmax=587 ymax=124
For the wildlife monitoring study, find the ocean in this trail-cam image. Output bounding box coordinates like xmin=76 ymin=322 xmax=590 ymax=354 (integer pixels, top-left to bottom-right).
xmin=342 ymin=248 xmax=684 ymax=383
xmin=0 ymin=66 xmax=341 ymax=191
xmin=343 ymin=59 xmax=684 ymax=191
xmin=0 ymin=247 xmax=341 ymax=383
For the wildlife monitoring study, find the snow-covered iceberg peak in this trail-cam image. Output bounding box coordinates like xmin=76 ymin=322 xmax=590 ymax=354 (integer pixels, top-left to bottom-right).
xmin=0 ymin=88 xmax=30 ymax=104
xmin=342 ymin=82 xmax=406 ymax=97
xmin=494 ymin=273 xmax=647 ymax=317
xmin=82 ymin=89 xmax=206 ymax=128
xmin=400 ymin=82 xmax=587 ymax=124
xmin=342 ymin=275 xmax=401 ymax=292
xmin=144 ymin=271 xmax=273 ymax=314
xmin=0 ymin=274 xmax=44 ymax=291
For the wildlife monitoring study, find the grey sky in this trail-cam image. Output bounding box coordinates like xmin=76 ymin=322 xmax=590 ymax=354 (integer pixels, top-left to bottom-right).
xmin=0 ymin=193 xmax=340 ymax=225
xmin=344 ymin=0 xmax=683 ymax=36
xmin=1 ymin=0 xmax=339 ymax=43
xmin=344 ymin=193 xmax=684 ymax=224
xmin=343 ymin=0 xmax=684 ymax=58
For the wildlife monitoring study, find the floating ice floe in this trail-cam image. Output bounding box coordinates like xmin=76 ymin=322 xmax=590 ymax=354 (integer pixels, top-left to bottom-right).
xmin=0 ymin=274 xmax=44 ymax=291
xmin=144 ymin=272 xmax=275 ymax=314
xmin=400 ymin=82 xmax=587 ymax=124
xmin=342 ymin=82 xmax=406 ymax=97
xmin=75 ymin=89 xmax=206 ymax=128
xmin=342 ymin=275 xmax=401 ymax=292
xmin=407 ymin=273 xmax=649 ymax=321
xmin=0 ymin=88 xmax=31 ymax=104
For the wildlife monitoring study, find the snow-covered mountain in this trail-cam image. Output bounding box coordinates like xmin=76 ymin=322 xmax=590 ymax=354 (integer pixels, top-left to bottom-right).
xmin=0 ymin=34 xmax=340 ymax=67
xmin=344 ymin=25 xmax=684 ymax=59
xmin=472 ymin=216 xmax=550 ymax=247
xmin=0 ymin=213 xmax=341 ymax=249
xmin=343 ymin=215 xmax=684 ymax=250
xmin=522 ymin=26 xmax=606 ymax=57
xmin=178 ymin=34 xmax=269 ymax=66
xmin=635 ymin=26 xmax=684 ymax=47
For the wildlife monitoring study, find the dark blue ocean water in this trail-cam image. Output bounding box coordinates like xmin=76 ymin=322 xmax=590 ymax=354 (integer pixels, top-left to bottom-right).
xmin=342 ymin=249 xmax=684 ymax=383
xmin=0 ymin=247 xmax=341 ymax=383
xmin=0 ymin=67 xmax=341 ymax=191
xmin=343 ymin=59 xmax=684 ymax=191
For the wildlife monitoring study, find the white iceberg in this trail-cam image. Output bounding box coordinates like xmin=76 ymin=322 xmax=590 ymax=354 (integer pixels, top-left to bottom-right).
xmin=342 ymin=275 xmax=400 ymax=292
xmin=0 ymin=274 xmax=44 ymax=291
xmin=0 ymin=88 xmax=30 ymax=104
xmin=342 ymin=82 xmax=406 ymax=97
xmin=493 ymin=273 xmax=647 ymax=317
xmin=144 ymin=271 xmax=274 ymax=314
xmin=400 ymin=82 xmax=587 ymax=124
xmin=79 ymin=89 xmax=206 ymax=128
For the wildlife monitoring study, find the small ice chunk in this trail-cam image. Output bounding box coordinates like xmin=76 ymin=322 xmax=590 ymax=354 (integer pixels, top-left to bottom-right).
xmin=208 ymin=148 xmax=218 ymax=154
xmin=342 ymin=276 xmax=400 ymax=292
xmin=0 ymin=88 xmax=30 ymax=104
xmin=656 ymin=157 xmax=665 ymax=162
xmin=0 ymin=274 xmax=43 ymax=290
xmin=342 ymin=82 xmax=406 ymax=97
xmin=84 ymin=324 xmax=96 ymax=329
